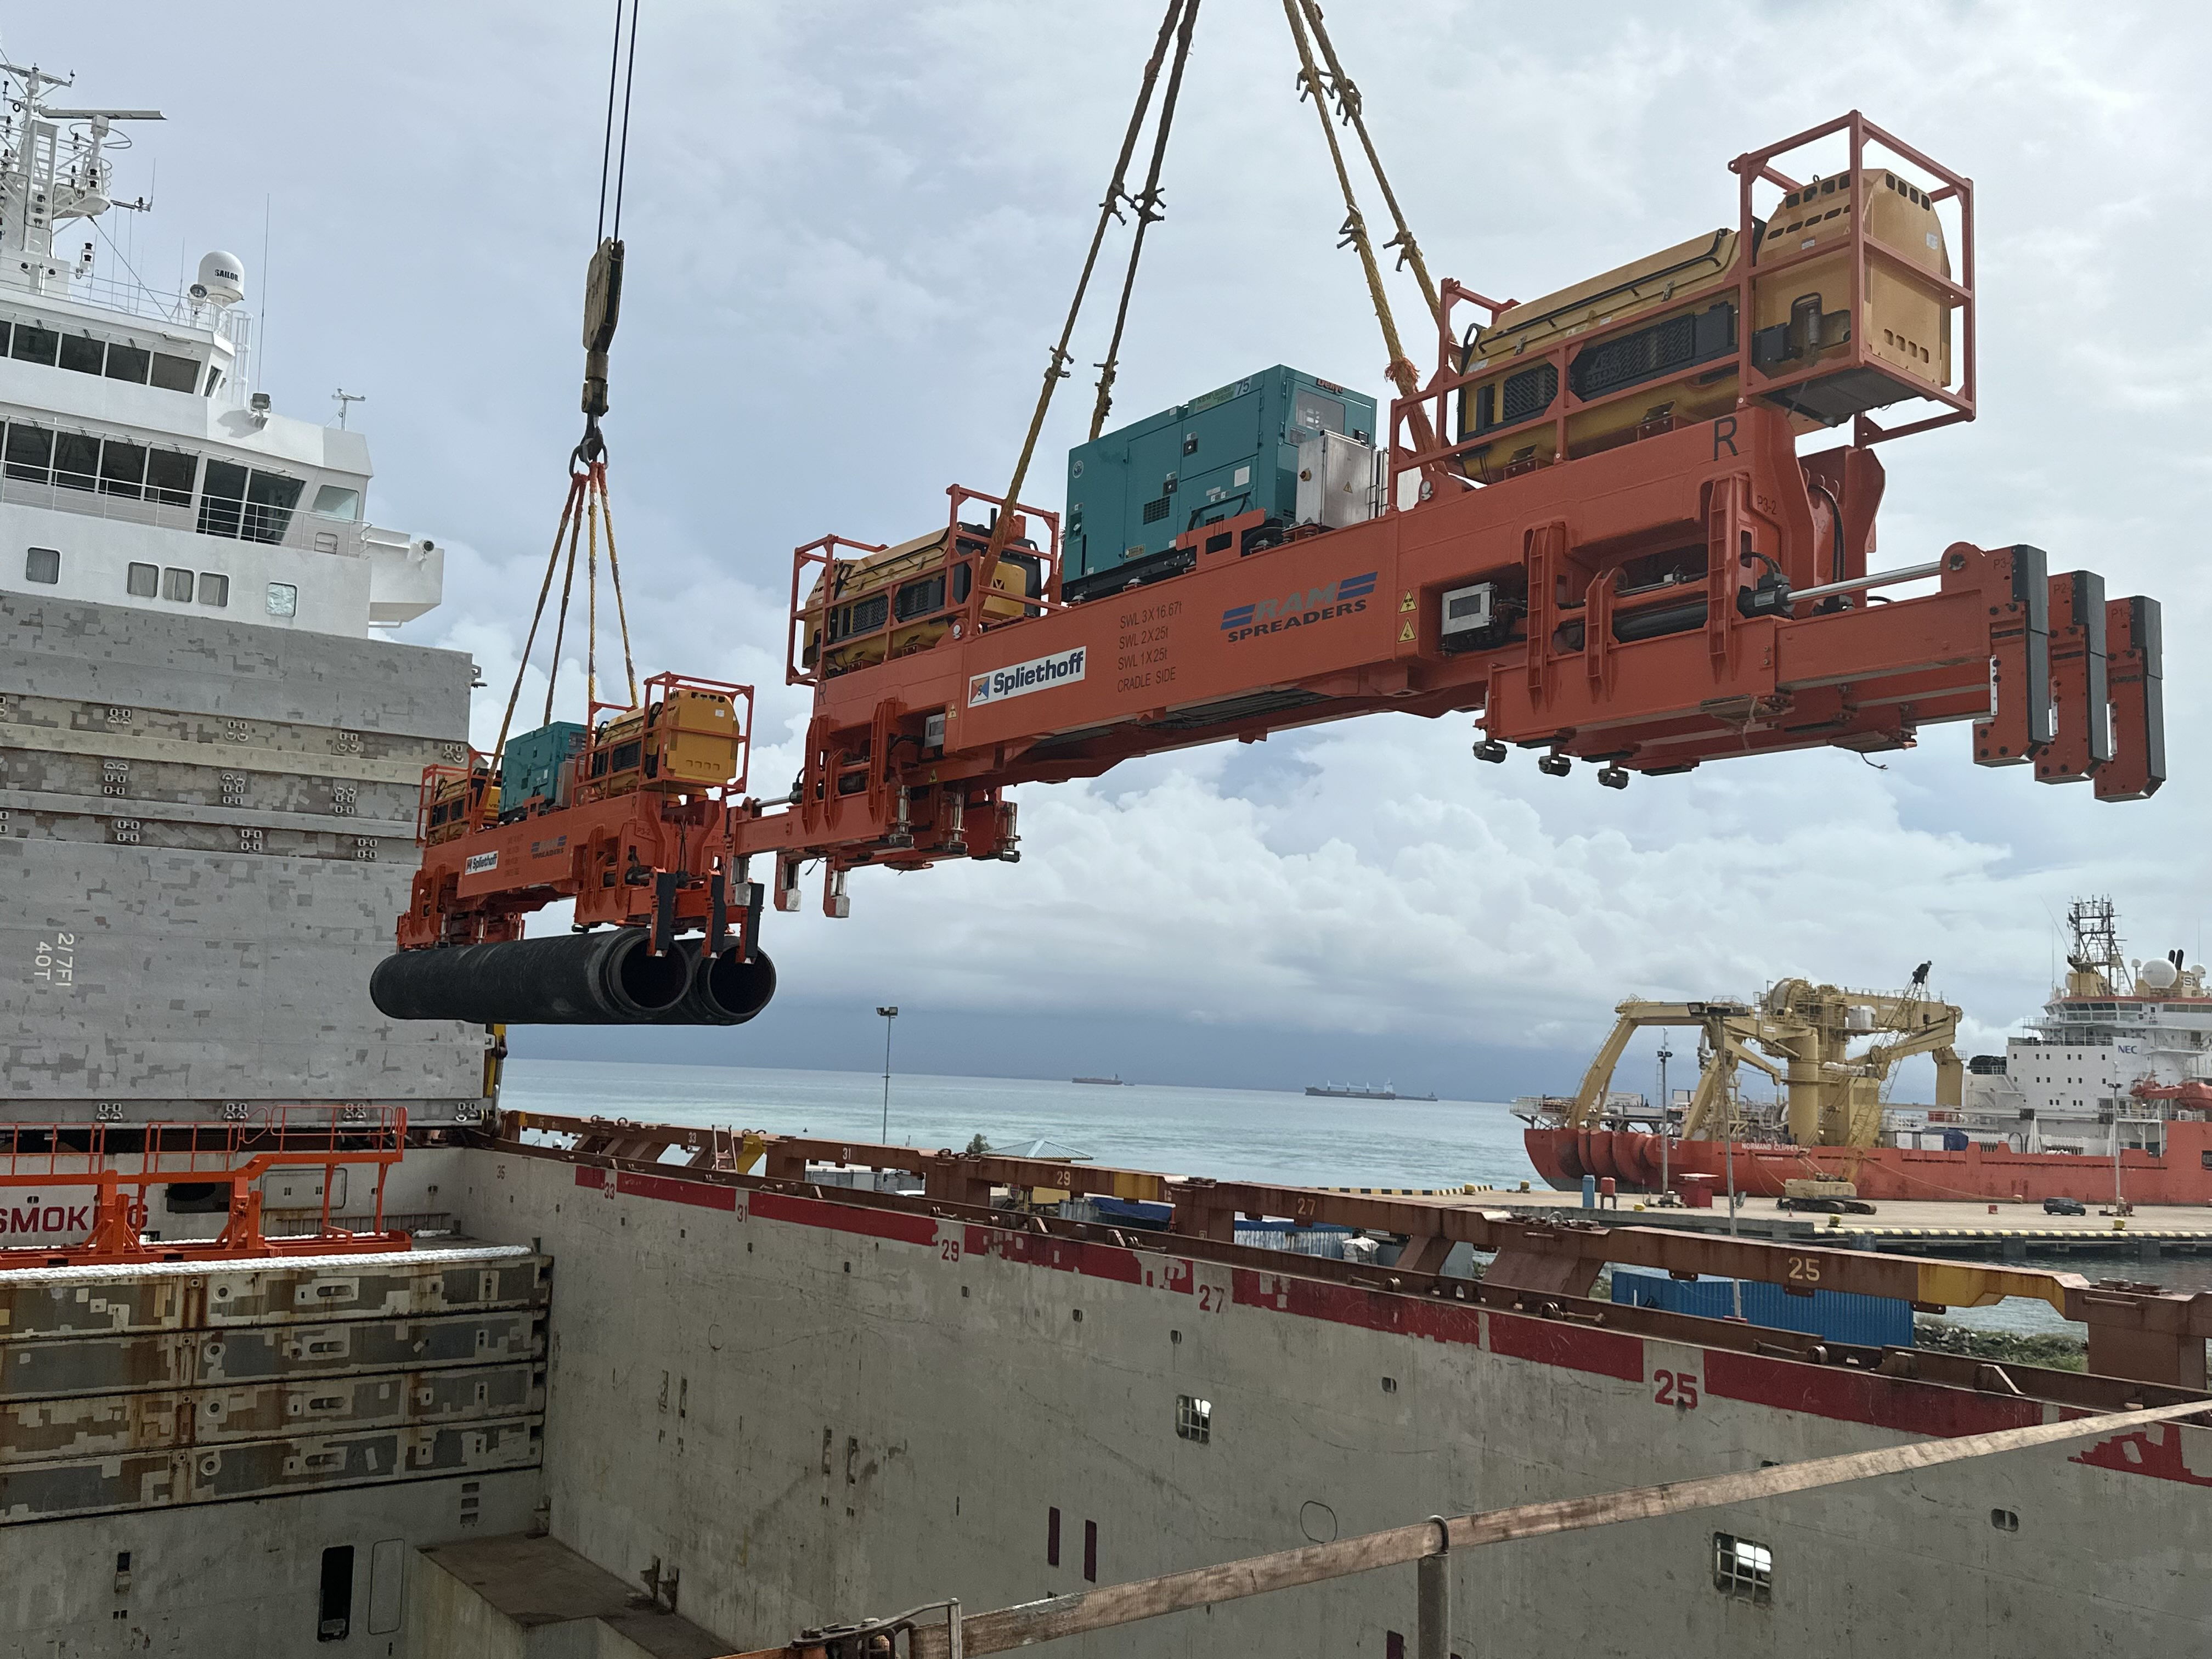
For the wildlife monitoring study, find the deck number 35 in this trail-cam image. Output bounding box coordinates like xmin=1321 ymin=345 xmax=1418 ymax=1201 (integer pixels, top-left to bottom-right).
xmin=1654 ymin=1369 xmax=1700 ymax=1409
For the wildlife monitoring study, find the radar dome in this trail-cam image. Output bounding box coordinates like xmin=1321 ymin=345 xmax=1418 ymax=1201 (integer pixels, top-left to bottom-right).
xmin=2138 ymin=957 xmax=2180 ymax=991
xmin=192 ymin=251 xmax=246 ymax=308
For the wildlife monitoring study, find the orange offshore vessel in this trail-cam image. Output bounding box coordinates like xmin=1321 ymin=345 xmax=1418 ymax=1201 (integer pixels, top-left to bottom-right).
xmin=1522 ymin=899 xmax=2212 ymax=1205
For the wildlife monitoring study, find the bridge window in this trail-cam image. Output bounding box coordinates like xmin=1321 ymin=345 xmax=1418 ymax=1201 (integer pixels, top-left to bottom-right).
xmin=9 ymin=324 xmax=57 ymax=365
xmin=127 ymin=563 xmax=157 ymax=599
xmin=146 ymin=449 xmax=196 ymax=506
xmin=53 ymin=433 xmax=98 ymax=492
xmin=311 ymin=484 xmax=362 ymax=521
xmin=104 ymin=343 xmax=151 ymax=384
xmin=150 ymin=352 xmax=201 ymax=393
xmin=266 ymin=582 xmax=297 ymax=618
xmin=199 ymin=460 xmax=247 ymax=538
xmin=24 ymin=547 xmax=58 ymax=584
xmin=199 ymin=573 xmax=229 ymax=607
xmin=3 ymin=424 xmax=51 ymax=481
xmin=162 ymin=568 xmax=194 ymax=602
xmin=200 ymin=460 xmax=311 ymax=542
xmin=245 ymin=471 xmax=306 ymax=543
xmin=60 ymin=332 xmax=104 ymax=375
xmin=98 ymin=441 xmax=147 ymax=499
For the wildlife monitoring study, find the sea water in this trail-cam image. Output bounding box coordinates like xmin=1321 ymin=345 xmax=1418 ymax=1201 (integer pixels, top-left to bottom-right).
xmin=498 ymin=1058 xmax=2212 ymax=1335
xmin=498 ymin=1058 xmax=1539 ymax=1191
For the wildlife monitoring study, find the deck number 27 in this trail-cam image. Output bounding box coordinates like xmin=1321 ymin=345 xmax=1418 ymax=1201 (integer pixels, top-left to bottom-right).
xmin=1654 ymin=1369 xmax=1700 ymax=1409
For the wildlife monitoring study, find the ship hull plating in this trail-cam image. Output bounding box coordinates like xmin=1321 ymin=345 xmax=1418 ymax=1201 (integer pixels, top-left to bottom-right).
xmin=0 ymin=594 xmax=486 ymax=1123
xmin=455 ymin=1148 xmax=2212 ymax=1656
xmin=1525 ymin=1122 xmax=2212 ymax=1203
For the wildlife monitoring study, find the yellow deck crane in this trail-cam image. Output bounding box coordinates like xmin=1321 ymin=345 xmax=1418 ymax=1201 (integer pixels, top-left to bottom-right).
xmin=1554 ymin=972 xmax=1962 ymax=1149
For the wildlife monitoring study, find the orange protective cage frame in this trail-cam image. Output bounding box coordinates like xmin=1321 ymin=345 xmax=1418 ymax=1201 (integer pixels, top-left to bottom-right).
xmin=0 ymin=1106 xmax=410 ymax=1267
xmin=787 ymin=483 xmax=1064 ymax=687
xmin=579 ymin=671 xmax=755 ymax=803
xmin=1389 ymin=109 xmax=1975 ymax=496
xmin=414 ymin=751 xmax=499 ymax=847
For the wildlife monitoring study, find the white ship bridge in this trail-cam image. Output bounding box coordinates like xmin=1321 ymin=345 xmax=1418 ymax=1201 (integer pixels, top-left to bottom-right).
xmin=0 ymin=59 xmax=442 ymax=637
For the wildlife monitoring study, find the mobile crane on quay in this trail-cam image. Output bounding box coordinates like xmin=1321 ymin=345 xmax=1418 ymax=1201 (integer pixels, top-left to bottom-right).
xmin=373 ymin=4 xmax=2167 ymax=1031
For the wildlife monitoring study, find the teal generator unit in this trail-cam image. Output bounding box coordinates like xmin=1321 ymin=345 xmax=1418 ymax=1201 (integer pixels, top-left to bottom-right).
xmin=499 ymin=720 xmax=585 ymax=817
xmin=1063 ymin=365 xmax=1376 ymax=602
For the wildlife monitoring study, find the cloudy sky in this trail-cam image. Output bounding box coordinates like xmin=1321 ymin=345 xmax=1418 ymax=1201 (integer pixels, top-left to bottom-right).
xmin=54 ymin=3 xmax=2211 ymax=1096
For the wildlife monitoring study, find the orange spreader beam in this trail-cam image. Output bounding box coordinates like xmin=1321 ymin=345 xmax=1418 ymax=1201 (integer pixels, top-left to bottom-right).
xmin=399 ymin=112 xmax=2164 ymax=950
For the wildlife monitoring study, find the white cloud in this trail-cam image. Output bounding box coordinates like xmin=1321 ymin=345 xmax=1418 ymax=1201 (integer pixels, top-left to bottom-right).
xmin=59 ymin=0 xmax=2212 ymax=1079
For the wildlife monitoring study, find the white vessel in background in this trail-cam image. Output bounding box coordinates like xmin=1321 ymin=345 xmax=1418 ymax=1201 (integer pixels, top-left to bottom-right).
xmin=1949 ymin=896 xmax=2211 ymax=1156
xmin=0 ymin=57 xmax=442 ymax=635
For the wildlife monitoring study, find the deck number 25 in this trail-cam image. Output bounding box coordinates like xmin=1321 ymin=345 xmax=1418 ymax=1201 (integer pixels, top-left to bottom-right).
xmin=1654 ymin=1369 xmax=1700 ymax=1409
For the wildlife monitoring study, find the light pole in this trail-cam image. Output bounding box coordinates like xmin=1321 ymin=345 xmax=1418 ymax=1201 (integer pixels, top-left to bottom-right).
xmin=1656 ymin=1042 xmax=1673 ymax=1199
xmin=877 ymin=1006 xmax=899 ymax=1143
xmin=1724 ymin=1090 xmax=1743 ymax=1321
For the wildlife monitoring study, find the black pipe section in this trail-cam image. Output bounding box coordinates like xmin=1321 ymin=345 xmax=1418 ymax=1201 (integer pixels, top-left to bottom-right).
xmin=657 ymin=943 xmax=777 ymax=1025
xmin=371 ymin=928 xmax=690 ymax=1025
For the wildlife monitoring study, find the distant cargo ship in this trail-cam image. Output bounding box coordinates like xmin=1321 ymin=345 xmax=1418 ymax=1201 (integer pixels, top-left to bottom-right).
xmin=1524 ymin=899 xmax=2212 ymax=1204
xmin=1071 ymin=1074 xmax=1131 ymax=1086
xmin=1305 ymin=1082 xmax=1437 ymax=1101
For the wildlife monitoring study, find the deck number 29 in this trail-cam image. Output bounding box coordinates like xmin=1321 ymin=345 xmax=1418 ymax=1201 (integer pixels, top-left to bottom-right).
xmin=1654 ymin=1369 xmax=1700 ymax=1409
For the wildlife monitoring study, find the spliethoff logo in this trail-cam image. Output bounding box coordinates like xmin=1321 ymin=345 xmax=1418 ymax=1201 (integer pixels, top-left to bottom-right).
xmin=464 ymin=851 xmax=499 ymax=875
xmin=1219 ymin=571 xmax=1376 ymax=642
xmin=967 ymin=645 xmax=1087 ymax=707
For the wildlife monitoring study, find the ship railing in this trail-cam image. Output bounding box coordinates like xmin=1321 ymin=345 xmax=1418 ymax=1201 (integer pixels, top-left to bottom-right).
xmin=61 ymin=272 xmax=251 ymax=349
xmin=0 ymin=470 xmax=368 ymax=556
xmin=0 ymin=1106 xmax=409 ymax=1264
xmin=0 ymin=1105 xmax=407 ymax=1180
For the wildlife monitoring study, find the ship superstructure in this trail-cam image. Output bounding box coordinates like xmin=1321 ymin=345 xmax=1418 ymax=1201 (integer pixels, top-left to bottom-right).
xmin=0 ymin=59 xmax=486 ymax=1152
xmin=1955 ymin=896 xmax=2211 ymax=1154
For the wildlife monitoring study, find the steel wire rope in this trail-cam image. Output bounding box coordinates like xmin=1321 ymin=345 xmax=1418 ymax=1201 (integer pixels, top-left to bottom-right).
xmin=495 ymin=0 xmax=644 ymax=765
xmin=1280 ymin=0 xmax=1419 ymax=402
xmin=593 ymin=463 xmax=641 ymax=708
xmin=586 ymin=487 xmax=601 ymax=708
xmin=595 ymin=0 xmax=639 ymax=246
xmin=540 ymin=484 xmax=589 ymax=725
xmin=1088 ymin=0 xmax=1201 ymax=440
xmin=1293 ymin=0 xmax=1441 ymax=328
xmin=492 ymin=473 xmax=588 ymax=764
xmin=974 ymin=0 xmax=1194 ymax=584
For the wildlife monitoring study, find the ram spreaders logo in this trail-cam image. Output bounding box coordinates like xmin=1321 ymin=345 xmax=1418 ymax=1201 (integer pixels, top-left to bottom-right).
xmin=968 ymin=645 xmax=1088 ymax=707
xmin=1219 ymin=570 xmax=1376 ymax=643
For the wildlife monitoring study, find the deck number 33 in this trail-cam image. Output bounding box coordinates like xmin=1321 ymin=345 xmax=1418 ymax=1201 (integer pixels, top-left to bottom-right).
xmin=1654 ymin=1369 xmax=1700 ymax=1409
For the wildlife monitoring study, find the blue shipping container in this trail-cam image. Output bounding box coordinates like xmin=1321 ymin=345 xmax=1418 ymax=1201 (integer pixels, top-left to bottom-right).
xmin=1610 ymin=1267 xmax=1914 ymax=1349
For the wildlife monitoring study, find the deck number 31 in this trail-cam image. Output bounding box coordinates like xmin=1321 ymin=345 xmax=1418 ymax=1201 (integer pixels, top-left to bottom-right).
xmin=1653 ymin=1369 xmax=1700 ymax=1409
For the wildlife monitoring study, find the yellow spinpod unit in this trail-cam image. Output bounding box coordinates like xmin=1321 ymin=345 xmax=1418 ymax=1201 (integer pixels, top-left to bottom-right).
xmin=804 ymin=522 xmax=1043 ymax=680
xmin=422 ymin=768 xmax=498 ymax=845
xmin=582 ymin=674 xmax=753 ymax=801
xmin=1748 ymin=167 xmax=1953 ymax=421
xmin=1424 ymin=112 xmax=1973 ymax=487
xmin=656 ymin=686 xmax=742 ymax=787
